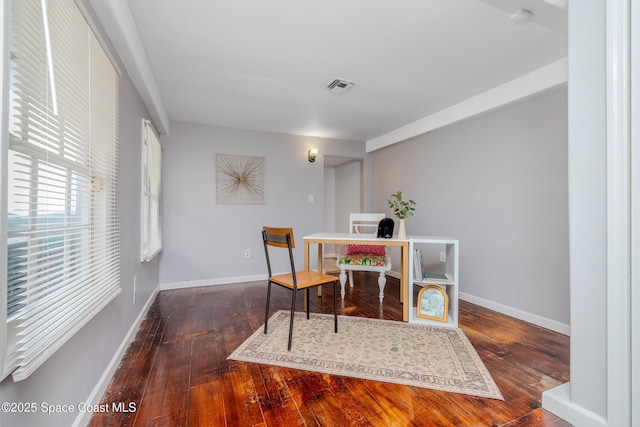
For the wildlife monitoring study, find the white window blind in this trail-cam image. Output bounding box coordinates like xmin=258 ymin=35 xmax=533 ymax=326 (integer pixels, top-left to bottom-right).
xmin=3 ymin=0 xmax=120 ymax=381
xmin=141 ymin=120 xmax=162 ymax=262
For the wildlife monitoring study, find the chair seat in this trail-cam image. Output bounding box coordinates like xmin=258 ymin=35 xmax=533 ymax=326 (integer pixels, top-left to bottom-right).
xmin=337 ymin=254 xmax=387 ymax=267
xmin=336 ymin=250 xmax=391 ymax=304
xmin=270 ymin=270 xmax=338 ymax=289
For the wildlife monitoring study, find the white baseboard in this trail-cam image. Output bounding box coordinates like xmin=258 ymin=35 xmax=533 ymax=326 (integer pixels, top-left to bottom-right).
xmin=542 ymin=383 xmax=608 ymax=427
xmin=459 ymin=292 xmax=570 ymax=335
xmin=162 ymin=272 xmax=571 ymax=336
xmin=72 ymin=287 xmax=159 ymax=427
xmin=387 ymin=269 xmax=570 ymax=335
xmin=160 ymin=274 xmax=267 ymax=290
xmin=387 ymin=270 xmax=400 ymax=279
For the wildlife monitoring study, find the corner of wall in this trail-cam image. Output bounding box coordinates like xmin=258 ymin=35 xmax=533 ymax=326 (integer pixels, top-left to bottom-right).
xmin=542 ymin=383 xmax=608 ymax=427
xmin=71 ymin=287 xmax=159 ymax=427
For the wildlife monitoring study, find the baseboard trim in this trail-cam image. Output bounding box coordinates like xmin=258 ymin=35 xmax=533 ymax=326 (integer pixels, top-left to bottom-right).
xmin=160 ymin=274 xmax=267 ymax=291
xmin=459 ymin=292 xmax=570 ymax=335
xmin=542 ymin=383 xmax=608 ymax=427
xmin=387 ymin=269 xmax=570 ymax=335
xmin=161 ymin=272 xmax=571 ymax=336
xmin=387 ymin=270 xmax=400 ymax=280
xmin=72 ymin=287 xmax=159 ymax=427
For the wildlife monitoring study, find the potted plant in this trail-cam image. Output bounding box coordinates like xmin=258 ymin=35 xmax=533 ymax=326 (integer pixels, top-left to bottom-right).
xmin=387 ymin=191 xmax=416 ymax=239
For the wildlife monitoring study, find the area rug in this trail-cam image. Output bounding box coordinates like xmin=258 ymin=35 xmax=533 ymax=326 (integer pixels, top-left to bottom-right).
xmin=228 ymin=310 xmax=503 ymax=400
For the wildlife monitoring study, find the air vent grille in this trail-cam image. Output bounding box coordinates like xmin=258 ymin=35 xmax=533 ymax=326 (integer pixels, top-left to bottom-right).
xmin=326 ymin=78 xmax=356 ymax=93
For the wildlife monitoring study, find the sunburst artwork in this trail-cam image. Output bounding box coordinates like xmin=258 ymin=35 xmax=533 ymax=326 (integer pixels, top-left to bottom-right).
xmin=216 ymin=154 xmax=265 ymax=204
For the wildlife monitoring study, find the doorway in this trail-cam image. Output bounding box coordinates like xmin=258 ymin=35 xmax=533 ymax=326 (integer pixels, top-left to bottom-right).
xmin=323 ymin=156 xmax=363 ymax=269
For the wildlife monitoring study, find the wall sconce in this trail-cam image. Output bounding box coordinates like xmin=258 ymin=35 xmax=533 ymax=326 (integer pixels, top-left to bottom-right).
xmin=308 ymin=148 xmax=318 ymax=163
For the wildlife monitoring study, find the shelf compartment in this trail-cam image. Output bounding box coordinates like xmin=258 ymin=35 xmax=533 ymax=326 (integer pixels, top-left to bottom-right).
xmin=408 ymin=236 xmax=459 ymax=327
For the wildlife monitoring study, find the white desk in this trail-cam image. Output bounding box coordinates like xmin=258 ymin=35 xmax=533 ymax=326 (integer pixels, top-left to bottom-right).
xmin=303 ymin=232 xmax=410 ymax=321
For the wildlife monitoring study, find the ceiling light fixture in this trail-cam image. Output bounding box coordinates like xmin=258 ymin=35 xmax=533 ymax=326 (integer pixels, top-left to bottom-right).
xmin=510 ymin=9 xmax=533 ymax=25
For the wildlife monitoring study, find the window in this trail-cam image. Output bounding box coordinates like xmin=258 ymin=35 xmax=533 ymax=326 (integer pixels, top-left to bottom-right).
xmin=2 ymin=0 xmax=120 ymax=380
xmin=141 ymin=120 xmax=162 ymax=262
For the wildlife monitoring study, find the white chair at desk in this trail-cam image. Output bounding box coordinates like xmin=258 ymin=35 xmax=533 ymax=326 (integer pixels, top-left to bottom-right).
xmin=336 ymin=213 xmax=392 ymax=303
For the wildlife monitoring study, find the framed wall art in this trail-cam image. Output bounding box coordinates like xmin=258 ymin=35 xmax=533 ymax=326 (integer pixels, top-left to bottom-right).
xmin=416 ymin=285 xmax=449 ymax=322
xmin=216 ymin=154 xmax=265 ymax=204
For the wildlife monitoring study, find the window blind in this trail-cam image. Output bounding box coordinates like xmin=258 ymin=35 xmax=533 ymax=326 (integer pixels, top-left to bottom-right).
xmin=4 ymin=0 xmax=120 ymax=381
xmin=141 ymin=120 xmax=162 ymax=262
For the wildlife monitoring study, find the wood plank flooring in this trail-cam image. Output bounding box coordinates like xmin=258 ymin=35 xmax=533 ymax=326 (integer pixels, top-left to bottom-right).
xmin=89 ymin=272 xmax=571 ymax=426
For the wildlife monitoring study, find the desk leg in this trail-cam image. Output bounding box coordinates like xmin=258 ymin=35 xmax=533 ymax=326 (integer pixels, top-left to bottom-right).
xmin=304 ymin=241 xmax=310 ymax=270
xmin=317 ymin=243 xmax=323 ymax=297
xmin=401 ymin=244 xmax=409 ymax=322
xmin=304 ymin=242 xmax=310 ymax=310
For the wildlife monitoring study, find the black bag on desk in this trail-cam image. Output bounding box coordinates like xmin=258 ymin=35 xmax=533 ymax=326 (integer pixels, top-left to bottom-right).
xmin=377 ymin=218 xmax=395 ymax=238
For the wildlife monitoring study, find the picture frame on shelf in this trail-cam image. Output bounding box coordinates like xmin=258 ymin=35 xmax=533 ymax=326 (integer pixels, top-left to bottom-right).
xmin=416 ymin=285 xmax=448 ymax=322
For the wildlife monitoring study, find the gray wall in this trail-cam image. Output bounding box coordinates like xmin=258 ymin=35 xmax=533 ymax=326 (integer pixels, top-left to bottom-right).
xmin=158 ymin=122 xmax=365 ymax=286
xmin=0 ymin=2 xmax=160 ymax=426
xmin=370 ymin=87 xmax=569 ymax=327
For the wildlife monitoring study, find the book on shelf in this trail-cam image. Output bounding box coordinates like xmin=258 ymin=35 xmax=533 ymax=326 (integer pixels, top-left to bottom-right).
xmin=423 ymin=272 xmax=449 ymax=281
xmin=413 ymin=249 xmax=423 ymax=280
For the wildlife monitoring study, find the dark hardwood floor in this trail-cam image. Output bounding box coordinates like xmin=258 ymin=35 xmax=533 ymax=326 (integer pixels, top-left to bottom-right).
xmin=89 ymin=272 xmax=571 ymax=427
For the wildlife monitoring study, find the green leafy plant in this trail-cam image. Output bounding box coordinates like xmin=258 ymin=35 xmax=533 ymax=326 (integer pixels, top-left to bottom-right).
xmin=387 ymin=191 xmax=416 ymax=219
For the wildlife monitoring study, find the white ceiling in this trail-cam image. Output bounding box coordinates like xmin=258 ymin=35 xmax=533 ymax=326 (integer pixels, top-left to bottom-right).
xmin=109 ymin=0 xmax=566 ymax=142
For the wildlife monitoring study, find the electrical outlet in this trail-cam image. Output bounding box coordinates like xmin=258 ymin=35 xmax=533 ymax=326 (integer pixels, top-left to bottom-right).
xmin=439 ymin=252 xmax=446 ymax=263
xmin=244 ymin=249 xmax=251 ymax=258
xmin=133 ymin=275 xmax=137 ymax=304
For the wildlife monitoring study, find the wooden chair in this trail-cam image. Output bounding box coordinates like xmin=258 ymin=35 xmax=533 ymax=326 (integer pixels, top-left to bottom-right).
xmin=336 ymin=213 xmax=392 ymax=303
xmin=262 ymin=226 xmax=338 ymax=351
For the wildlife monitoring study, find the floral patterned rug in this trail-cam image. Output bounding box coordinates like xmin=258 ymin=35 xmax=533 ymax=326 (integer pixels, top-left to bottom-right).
xmin=228 ymin=310 xmax=503 ymax=400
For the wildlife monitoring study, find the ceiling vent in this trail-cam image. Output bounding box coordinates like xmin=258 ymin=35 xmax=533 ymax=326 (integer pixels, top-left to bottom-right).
xmin=326 ymin=78 xmax=356 ymax=93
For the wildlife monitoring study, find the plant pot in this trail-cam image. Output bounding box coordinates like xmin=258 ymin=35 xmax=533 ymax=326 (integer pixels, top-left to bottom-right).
xmin=398 ymin=219 xmax=407 ymax=239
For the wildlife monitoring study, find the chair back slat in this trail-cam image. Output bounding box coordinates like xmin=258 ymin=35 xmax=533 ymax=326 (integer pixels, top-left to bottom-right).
xmin=263 ymin=226 xmax=295 ymax=248
xmin=262 ymin=226 xmax=297 ymax=286
xmin=349 ymin=213 xmax=385 ymax=235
